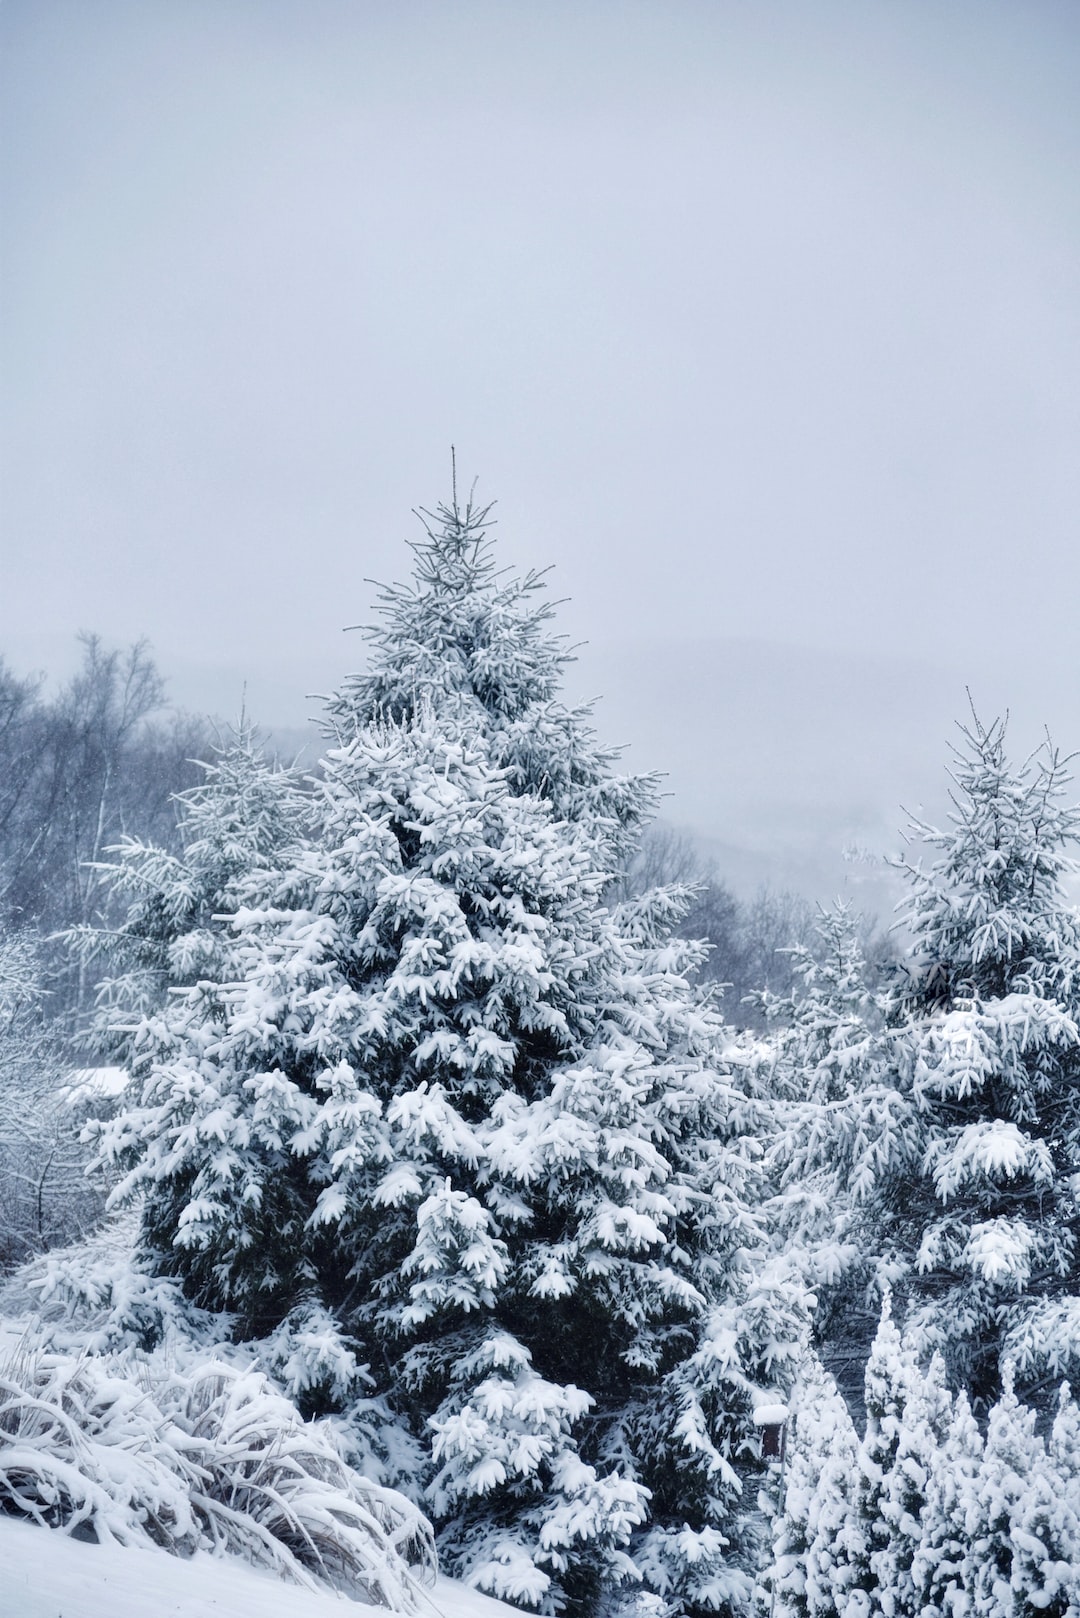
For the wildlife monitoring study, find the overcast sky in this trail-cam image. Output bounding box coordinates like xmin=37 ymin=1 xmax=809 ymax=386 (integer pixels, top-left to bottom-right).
xmin=3 ymin=1 xmax=1079 ymax=888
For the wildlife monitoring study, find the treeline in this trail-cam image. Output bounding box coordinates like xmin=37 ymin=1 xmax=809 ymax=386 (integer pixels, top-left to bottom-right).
xmin=0 ymin=636 xmax=213 ymax=1013
xmin=0 ymin=635 xmax=846 ymax=1033
xmin=0 ymin=637 xmax=215 ymax=1262
xmin=621 ymin=822 xmax=894 ymax=1021
xmin=0 ymin=628 xmax=850 ymax=1271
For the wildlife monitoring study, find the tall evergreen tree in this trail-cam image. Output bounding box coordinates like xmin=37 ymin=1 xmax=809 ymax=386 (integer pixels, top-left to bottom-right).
xmin=97 ymin=488 xmax=808 ymax=1616
xmin=884 ymin=715 xmax=1080 ymax=1406
xmin=783 ymin=714 xmax=1080 ymax=1411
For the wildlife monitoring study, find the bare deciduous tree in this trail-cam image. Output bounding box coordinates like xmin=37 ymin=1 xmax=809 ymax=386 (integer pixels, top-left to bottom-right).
xmin=620 ymin=822 xmax=883 ymax=1028
xmin=0 ymin=637 xmax=215 ymax=1020
xmin=0 ymin=930 xmax=105 ymax=1268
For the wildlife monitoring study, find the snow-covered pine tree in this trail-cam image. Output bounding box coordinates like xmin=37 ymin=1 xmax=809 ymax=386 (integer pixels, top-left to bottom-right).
xmin=768 ymin=1355 xmax=867 ymax=1618
xmin=883 ymin=714 xmax=1080 ymax=1408
xmin=97 ymin=486 xmax=809 ymax=1617
xmin=779 ymin=715 xmax=1080 ymax=1413
xmin=754 ymin=905 xmax=880 ymax=1411
xmin=59 ymin=730 xmax=313 ymax=1347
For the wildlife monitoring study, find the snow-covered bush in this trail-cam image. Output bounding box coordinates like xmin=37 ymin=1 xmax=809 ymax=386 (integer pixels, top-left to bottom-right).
xmin=957 ymin=1369 xmax=1080 ymax=1618
xmin=22 ymin=1209 xmax=222 ymax=1354
xmin=0 ymin=1336 xmax=435 ymax=1607
xmin=768 ymin=1357 xmax=866 ymax=1618
xmin=771 ymin=1308 xmax=1080 ymax=1618
xmin=10 ymin=1216 xmax=432 ymax=1512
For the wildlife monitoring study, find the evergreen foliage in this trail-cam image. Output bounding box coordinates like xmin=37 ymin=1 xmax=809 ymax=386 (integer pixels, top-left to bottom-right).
xmin=883 ymin=716 xmax=1080 ymax=1404
xmin=93 ymin=488 xmax=809 ymax=1616
xmin=773 ymin=1311 xmax=1080 ymax=1618
xmin=776 ymin=716 xmax=1080 ymax=1412
xmin=755 ymin=904 xmax=880 ymax=1409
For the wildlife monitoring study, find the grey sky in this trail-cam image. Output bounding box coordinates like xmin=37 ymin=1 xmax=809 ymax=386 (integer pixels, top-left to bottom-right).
xmin=3 ymin=1 xmax=1079 ymax=892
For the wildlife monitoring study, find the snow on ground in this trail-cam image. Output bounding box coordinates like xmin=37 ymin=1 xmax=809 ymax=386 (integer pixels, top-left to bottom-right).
xmin=0 ymin=1516 xmax=521 ymax=1618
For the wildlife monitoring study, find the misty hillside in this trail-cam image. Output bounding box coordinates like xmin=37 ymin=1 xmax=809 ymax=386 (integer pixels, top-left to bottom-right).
xmin=564 ymin=634 xmax=1080 ymax=903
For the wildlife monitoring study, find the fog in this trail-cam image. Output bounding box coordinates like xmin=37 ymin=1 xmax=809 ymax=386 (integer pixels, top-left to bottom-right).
xmin=3 ymin=1 xmax=1079 ymax=897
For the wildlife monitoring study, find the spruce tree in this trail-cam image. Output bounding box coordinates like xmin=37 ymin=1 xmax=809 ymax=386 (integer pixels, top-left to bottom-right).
xmin=781 ymin=715 xmax=1080 ymax=1411
xmin=756 ymin=904 xmax=881 ymax=1411
xmin=98 ymin=487 xmax=808 ymax=1616
xmin=885 ymin=715 xmax=1080 ymax=1406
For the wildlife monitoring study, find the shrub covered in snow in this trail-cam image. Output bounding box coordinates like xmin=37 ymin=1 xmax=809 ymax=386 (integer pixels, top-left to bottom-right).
xmin=770 ymin=1307 xmax=1080 ymax=1618
xmin=767 ymin=1356 xmax=866 ymax=1618
xmin=0 ymin=1334 xmax=435 ymax=1607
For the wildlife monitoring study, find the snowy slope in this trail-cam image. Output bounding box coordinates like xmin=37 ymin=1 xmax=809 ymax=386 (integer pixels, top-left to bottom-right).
xmin=0 ymin=1516 xmax=522 ymax=1618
